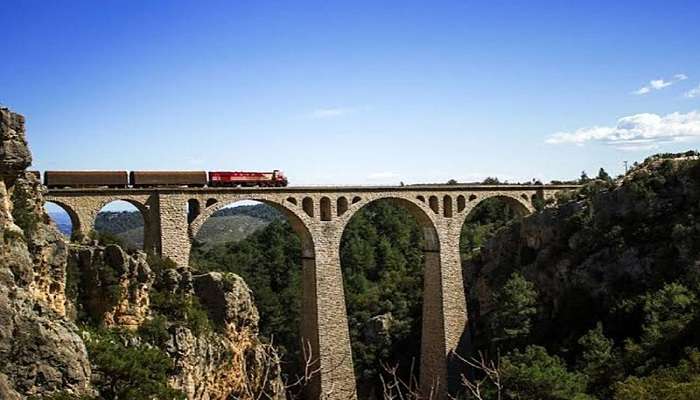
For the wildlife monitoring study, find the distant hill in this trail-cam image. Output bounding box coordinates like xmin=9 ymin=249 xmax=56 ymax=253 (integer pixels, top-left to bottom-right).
xmin=194 ymin=214 xmax=269 ymax=248
xmin=47 ymin=203 xmax=284 ymax=250
xmin=194 ymin=204 xmax=284 ymax=249
xmin=210 ymin=204 xmax=283 ymax=221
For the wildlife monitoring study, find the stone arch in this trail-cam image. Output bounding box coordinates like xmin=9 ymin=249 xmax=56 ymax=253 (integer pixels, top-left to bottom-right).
xmin=443 ymin=195 xmax=453 ymax=218
xmin=302 ymin=197 xmax=314 ymax=218
xmin=287 ymin=197 xmax=297 ymax=206
xmin=457 ymin=195 xmax=466 ymax=212
xmin=336 ymin=195 xmax=442 ymax=392
xmin=336 ymin=195 xmax=439 ymax=248
xmin=93 ymin=198 xmax=151 ymax=251
xmin=44 ymin=200 xmax=81 ymax=238
xmin=429 ymin=196 xmax=439 ymax=214
xmin=457 ymin=193 xmax=534 ymax=250
xmin=482 ymin=194 xmax=532 ymax=217
xmin=320 ymin=197 xmax=332 ymax=221
xmin=187 ymin=199 xmax=201 ymax=224
xmin=460 ymin=193 xmax=535 ymax=226
xmin=188 ymin=196 xmax=314 ymax=258
xmin=93 ymin=198 xmax=150 ymax=223
xmin=337 ymin=197 xmax=349 ymax=216
xmin=206 ymin=198 xmax=217 ymax=207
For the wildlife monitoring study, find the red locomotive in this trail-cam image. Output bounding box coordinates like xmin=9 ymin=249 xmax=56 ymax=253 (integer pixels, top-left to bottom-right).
xmin=209 ymin=170 xmax=288 ymax=187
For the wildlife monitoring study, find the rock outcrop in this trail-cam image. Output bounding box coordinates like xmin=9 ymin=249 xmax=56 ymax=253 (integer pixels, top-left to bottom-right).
xmin=1 ymin=106 xmax=284 ymax=399
xmin=65 ymin=238 xmax=285 ymax=399
xmin=166 ymin=270 xmax=285 ymax=400
xmin=69 ymin=243 xmax=153 ymax=329
xmin=0 ymin=107 xmax=93 ymax=398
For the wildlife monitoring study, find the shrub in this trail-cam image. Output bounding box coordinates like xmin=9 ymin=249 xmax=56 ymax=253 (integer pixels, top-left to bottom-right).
xmin=88 ymin=229 xmax=127 ymax=249
xmin=146 ymin=252 xmax=178 ymax=273
xmin=614 ymin=349 xmax=700 ymax=400
xmin=138 ymin=314 xmax=171 ymax=347
xmin=82 ymin=327 xmax=185 ymax=400
xmin=501 ymin=346 xmax=592 ymax=400
xmin=149 ymin=288 xmax=213 ymax=335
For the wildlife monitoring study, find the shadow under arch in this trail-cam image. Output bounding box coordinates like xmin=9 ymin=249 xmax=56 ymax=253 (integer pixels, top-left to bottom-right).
xmin=337 ymin=196 xmax=442 ymax=397
xmin=94 ymin=198 xmax=152 ymax=251
xmin=44 ymin=200 xmax=81 ymax=238
xmin=187 ymin=198 xmax=319 ymax=393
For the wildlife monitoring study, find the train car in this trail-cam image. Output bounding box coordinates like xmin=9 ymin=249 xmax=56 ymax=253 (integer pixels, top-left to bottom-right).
xmin=209 ymin=170 xmax=288 ymax=187
xmin=130 ymin=171 xmax=208 ymax=187
xmin=44 ymin=171 xmax=128 ymax=188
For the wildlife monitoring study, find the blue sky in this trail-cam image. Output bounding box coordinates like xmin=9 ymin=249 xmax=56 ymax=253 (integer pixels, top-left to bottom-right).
xmin=3 ymin=0 xmax=700 ymax=186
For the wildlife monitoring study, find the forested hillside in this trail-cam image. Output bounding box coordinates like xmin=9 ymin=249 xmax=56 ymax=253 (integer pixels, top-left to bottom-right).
xmin=463 ymin=151 xmax=700 ymax=399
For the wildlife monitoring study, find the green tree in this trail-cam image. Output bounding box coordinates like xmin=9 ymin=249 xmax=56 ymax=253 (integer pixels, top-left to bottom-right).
xmin=579 ymin=171 xmax=590 ymax=183
xmin=577 ymin=322 xmax=619 ymax=397
xmin=491 ymin=272 xmax=538 ymax=348
xmin=624 ymin=283 xmax=698 ymax=373
xmin=83 ymin=328 xmax=185 ymax=400
xmin=614 ymin=350 xmax=700 ymax=400
xmin=597 ymin=168 xmax=612 ymax=182
xmin=500 ymin=346 xmax=592 ymax=400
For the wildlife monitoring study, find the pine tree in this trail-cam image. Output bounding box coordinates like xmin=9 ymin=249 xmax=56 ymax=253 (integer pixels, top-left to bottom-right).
xmin=597 ymin=168 xmax=612 ymax=182
xmin=491 ymin=272 xmax=538 ymax=349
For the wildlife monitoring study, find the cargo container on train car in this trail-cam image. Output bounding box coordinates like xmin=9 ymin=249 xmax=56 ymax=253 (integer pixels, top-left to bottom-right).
xmin=44 ymin=171 xmax=128 ymax=188
xmin=208 ymin=170 xmax=288 ymax=187
xmin=130 ymin=171 xmax=207 ymax=187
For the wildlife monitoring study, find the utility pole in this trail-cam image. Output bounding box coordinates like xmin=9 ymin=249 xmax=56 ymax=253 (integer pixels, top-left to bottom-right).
xmin=623 ymin=160 xmax=628 ymax=174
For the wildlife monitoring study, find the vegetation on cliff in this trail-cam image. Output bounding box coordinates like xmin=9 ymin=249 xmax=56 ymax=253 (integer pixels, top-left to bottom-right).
xmin=463 ymin=152 xmax=700 ymax=399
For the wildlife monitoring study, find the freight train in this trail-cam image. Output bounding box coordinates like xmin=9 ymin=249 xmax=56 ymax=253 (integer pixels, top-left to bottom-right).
xmin=42 ymin=170 xmax=288 ymax=188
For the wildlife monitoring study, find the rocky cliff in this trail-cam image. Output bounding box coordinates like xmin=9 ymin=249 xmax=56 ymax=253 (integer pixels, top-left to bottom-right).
xmin=0 ymin=106 xmax=284 ymax=399
xmin=0 ymin=107 xmax=93 ymax=399
xmin=465 ymin=153 xmax=700 ymax=351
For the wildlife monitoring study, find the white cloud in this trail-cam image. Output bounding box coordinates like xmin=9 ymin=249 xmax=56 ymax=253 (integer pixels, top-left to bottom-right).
xmin=546 ymin=110 xmax=700 ymax=150
xmin=686 ymin=84 xmax=700 ymax=99
xmin=306 ymin=107 xmax=355 ymax=119
xmin=633 ymin=73 xmax=688 ymax=95
xmin=367 ymin=172 xmax=399 ymax=180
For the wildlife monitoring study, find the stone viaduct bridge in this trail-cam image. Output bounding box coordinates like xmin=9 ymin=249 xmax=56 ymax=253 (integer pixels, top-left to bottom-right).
xmin=46 ymin=184 xmax=578 ymax=399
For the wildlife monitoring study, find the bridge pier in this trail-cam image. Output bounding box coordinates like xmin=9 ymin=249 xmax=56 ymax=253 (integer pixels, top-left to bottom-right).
xmin=305 ymin=224 xmax=357 ymax=400
xmin=429 ymin=222 xmax=470 ymax=397
xmin=157 ymin=194 xmax=192 ymax=266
